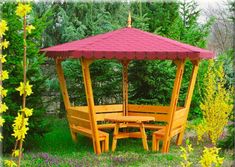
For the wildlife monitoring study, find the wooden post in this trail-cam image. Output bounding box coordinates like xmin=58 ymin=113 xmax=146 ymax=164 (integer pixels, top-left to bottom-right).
xmin=162 ymin=60 xmax=185 ymax=153
xmin=112 ymin=123 xmax=120 ymax=152
xmin=121 ymin=60 xmax=130 ymax=116
xmin=176 ymin=60 xmax=199 ymax=145
xmin=55 ymin=59 xmax=77 ymax=142
xmin=55 ymin=59 xmax=71 ymax=110
xmin=81 ymin=58 xmax=101 ymax=155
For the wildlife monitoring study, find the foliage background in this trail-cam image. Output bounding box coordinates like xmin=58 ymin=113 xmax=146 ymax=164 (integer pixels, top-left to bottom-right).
xmin=1 ymin=1 xmax=234 ymax=152
xmin=39 ymin=1 xmax=215 ymax=117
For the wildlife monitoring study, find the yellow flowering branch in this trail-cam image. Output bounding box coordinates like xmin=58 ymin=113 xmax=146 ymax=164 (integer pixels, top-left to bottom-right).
xmin=3 ymin=2 xmax=34 ymax=167
xmin=199 ymin=147 xmax=224 ymax=167
xmin=14 ymin=1 xmax=34 ymax=166
xmin=0 ymin=18 xmax=9 ymax=142
xmin=180 ymin=139 xmax=193 ymax=167
xmin=180 ymin=141 xmax=224 ymax=167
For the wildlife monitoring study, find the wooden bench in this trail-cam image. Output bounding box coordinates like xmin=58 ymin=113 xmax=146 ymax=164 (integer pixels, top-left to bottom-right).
xmin=67 ymin=106 xmax=109 ymax=152
xmin=152 ymin=107 xmax=187 ymax=152
xmin=71 ymin=125 xmax=109 ymax=152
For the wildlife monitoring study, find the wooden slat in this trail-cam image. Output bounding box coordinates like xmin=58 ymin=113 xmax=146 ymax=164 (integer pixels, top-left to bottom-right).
xmin=68 ymin=116 xmax=91 ymax=129
xmin=115 ymin=133 xmax=130 ymax=139
xmin=97 ymin=123 xmax=165 ymax=130
xmin=174 ymin=108 xmax=187 ymax=120
xmin=98 ymin=124 xmax=116 ymax=129
xmin=95 ymin=104 xmax=123 ymax=113
xmin=71 ymin=127 xmax=93 ymax=138
xmin=105 ymin=116 xmax=155 ymax=123
xmin=170 ymin=127 xmax=183 ymax=137
xmin=71 ymin=105 xmax=182 ymax=114
xmin=71 ymin=104 xmax=123 ymax=113
xmin=128 ymin=112 xmax=169 ymax=122
xmin=67 ymin=109 xmax=90 ymax=120
xmin=71 ymin=126 xmax=108 ymax=138
xmin=96 ymin=112 xmax=123 ymax=121
xmin=128 ymin=104 xmax=170 ymax=113
xmin=128 ymin=132 xmax=142 ymax=138
xmin=172 ymin=117 xmax=185 ymax=129
xmin=127 ymin=123 xmax=165 ymax=130
xmin=70 ymin=106 xmax=88 ymax=112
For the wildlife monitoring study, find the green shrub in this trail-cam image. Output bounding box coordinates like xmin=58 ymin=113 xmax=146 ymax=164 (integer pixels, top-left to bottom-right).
xmin=2 ymin=3 xmax=52 ymax=152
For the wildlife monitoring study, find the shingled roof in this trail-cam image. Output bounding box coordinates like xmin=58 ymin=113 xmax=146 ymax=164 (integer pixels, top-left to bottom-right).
xmin=41 ymin=27 xmax=214 ymax=60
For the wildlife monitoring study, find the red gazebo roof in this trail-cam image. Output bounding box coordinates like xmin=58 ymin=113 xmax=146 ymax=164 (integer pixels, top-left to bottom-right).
xmin=41 ymin=27 xmax=214 ymax=60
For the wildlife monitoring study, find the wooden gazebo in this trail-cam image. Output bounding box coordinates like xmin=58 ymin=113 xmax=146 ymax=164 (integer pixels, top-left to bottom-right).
xmin=41 ymin=20 xmax=214 ymax=154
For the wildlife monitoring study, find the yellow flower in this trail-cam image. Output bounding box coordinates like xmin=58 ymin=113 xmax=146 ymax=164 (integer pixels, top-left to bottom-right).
xmin=21 ymin=107 xmax=33 ymax=117
xmin=12 ymin=149 xmax=20 ymax=157
xmin=0 ymin=54 xmax=7 ymax=63
xmin=0 ymin=103 xmax=8 ymax=113
xmin=1 ymin=39 xmax=10 ymax=49
xmin=0 ymin=20 xmax=8 ymax=38
xmin=16 ymin=82 xmax=24 ymax=96
xmin=16 ymin=3 xmax=32 ymax=17
xmin=0 ymin=86 xmax=8 ymax=97
xmin=12 ymin=126 xmax=29 ymax=141
xmin=4 ymin=160 xmax=17 ymax=167
xmin=16 ymin=81 xmax=33 ymax=96
xmin=0 ymin=116 xmax=5 ymax=126
xmin=1 ymin=89 xmax=8 ymax=97
xmin=12 ymin=113 xmax=29 ymax=140
xmin=26 ymin=25 xmax=35 ymax=34
xmin=13 ymin=113 xmax=29 ymax=129
xmin=25 ymin=81 xmax=33 ymax=95
xmin=1 ymin=70 xmax=9 ymax=80
xmin=0 ymin=133 xmax=3 ymax=141
xmin=200 ymin=147 xmax=224 ymax=167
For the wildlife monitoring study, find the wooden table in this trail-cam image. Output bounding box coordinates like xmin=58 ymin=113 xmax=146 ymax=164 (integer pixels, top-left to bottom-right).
xmin=105 ymin=116 xmax=155 ymax=151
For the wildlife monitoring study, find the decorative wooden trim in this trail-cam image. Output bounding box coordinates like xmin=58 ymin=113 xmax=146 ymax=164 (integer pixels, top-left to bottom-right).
xmin=81 ymin=57 xmax=101 ymax=154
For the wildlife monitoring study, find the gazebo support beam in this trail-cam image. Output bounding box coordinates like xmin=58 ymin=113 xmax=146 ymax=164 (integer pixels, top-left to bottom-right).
xmin=55 ymin=59 xmax=77 ymax=142
xmin=80 ymin=58 xmax=101 ymax=155
xmin=176 ymin=60 xmax=199 ymax=145
xmin=162 ymin=60 xmax=185 ymax=153
xmin=121 ymin=60 xmax=130 ymax=116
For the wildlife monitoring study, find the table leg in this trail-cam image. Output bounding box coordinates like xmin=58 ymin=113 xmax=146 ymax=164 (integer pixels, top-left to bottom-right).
xmin=139 ymin=123 xmax=149 ymax=151
xmin=112 ymin=123 xmax=120 ymax=152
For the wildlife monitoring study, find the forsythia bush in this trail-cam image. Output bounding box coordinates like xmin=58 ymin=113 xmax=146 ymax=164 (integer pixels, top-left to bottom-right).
xmin=180 ymin=141 xmax=224 ymax=167
xmin=199 ymin=147 xmax=224 ymax=167
xmin=0 ymin=19 xmax=9 ymax=141
xmin=196 ymin=60 xmax=233 ymax=144
xmin=4 ymin=1 xmax=35 ymax=167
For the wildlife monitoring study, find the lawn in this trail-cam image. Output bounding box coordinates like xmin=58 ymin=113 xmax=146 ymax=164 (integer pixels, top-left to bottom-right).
xmin=3 ymin=116 xmax=234 ymax=167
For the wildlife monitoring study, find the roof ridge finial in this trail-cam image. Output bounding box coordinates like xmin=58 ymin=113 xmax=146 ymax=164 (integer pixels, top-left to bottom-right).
xmin=128 ymin=11 xmax=132 ymax=28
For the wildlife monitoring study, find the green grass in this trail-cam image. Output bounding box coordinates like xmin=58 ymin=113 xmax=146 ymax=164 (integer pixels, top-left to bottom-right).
xmin=3 ymin=116 xmax=234 ymax=167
